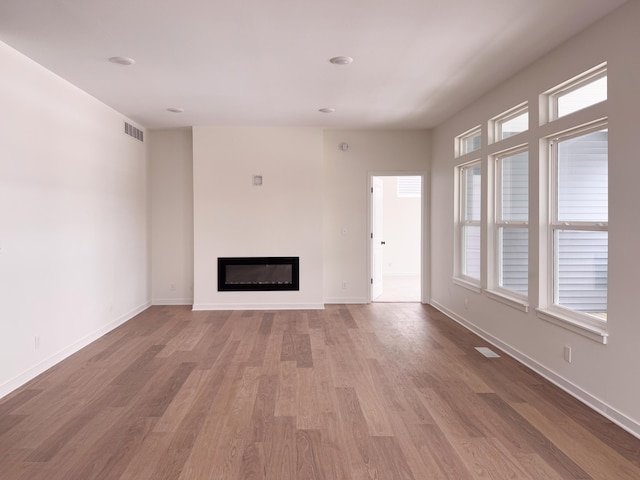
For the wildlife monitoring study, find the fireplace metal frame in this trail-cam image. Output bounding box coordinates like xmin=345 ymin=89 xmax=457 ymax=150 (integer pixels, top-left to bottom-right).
xmin=217 ymin=257 xmax=300 ymax=292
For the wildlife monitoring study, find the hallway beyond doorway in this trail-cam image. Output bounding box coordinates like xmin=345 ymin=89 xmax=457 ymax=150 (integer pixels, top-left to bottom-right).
xmin=373 ymin=274 xmax=421 ymax=302
xmin=371 ymin=175 xmax=423 ymax=303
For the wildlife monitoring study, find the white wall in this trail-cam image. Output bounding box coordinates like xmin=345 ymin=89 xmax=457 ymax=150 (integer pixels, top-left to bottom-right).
xmin=151 ymin=128 xmax=430 ymax=308
xmin=192 ymin=126 xmax=324 ymax=310
xmin=429 ymin=0 xmax=640 ymax=436
xmin=381 ymin=176 xmax=421 ymax=276
xmin=0 ymin=41 xmax=149 ymax=398
xmin=149 ymin=128 xmax=194 ymax=305
xmin=323 ymin=130 xmax=429 ymax=303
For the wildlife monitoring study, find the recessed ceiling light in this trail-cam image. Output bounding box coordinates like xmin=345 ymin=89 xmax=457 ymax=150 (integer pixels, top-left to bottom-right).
xmin=167 ymin=107 xmax=185 ymax=113
xmin=108 ymin=56 xmax=136 ymax=66
xmin=318 ymin=108 xmax=335 ymax=113
xmin=329 ymin=56 xmax=353 ymax=65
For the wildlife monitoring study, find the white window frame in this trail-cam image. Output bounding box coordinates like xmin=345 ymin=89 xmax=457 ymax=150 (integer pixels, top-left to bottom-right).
xmin=546 ymin=63 xmax=607 ymax=121
xmin=490 ymin=145 xmax=529 ymax=307
xmin=490 ymin=103 xmax=528 ymax=144
xmin=455 ymin=125 xmax=482 ymax=157
xmin=455 ymin=160 xmax=482 ymax=289
xmin=537 ymin=120 xmax=608 ymax=342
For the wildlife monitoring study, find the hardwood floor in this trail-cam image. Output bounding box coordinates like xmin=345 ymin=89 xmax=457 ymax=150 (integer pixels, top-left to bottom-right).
xmin=1 ymin=304 xmax=639 ymax=479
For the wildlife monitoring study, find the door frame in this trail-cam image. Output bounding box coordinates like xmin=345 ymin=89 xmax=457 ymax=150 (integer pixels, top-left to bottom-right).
xmin=371 ymin=177 xmax=385 ymax=301
xmin=368 ymin=171 xmax=430 ymax=304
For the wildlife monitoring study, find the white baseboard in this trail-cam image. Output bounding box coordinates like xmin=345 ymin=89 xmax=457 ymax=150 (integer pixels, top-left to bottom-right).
xmin=152 ymin=297 xmax=193 ymax=306
xmin=192 ymin=303 xmax=325 ymax=311
xmin=324 ymin=297 xmax=368 ymax=304
xmin=0 ymin=301 xmax=151 ymax=400
xmin=430 ymin=299 xmax=640 ymax=440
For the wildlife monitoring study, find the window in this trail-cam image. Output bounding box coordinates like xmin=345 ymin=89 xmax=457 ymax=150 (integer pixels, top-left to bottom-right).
xmin=447 ymin=64 xmax=609 ymax=340
xmin=492 ymin=104 xmax=528 ymax=142
xmin=456 ymin=126 xmax=482 ymax=157
xmin=549 ymin=123 xmax=608 ymax=322
xmin=458 ymin=161 xmax=482 ymax=281
xmin=495 ymin=148 xmax=528 ymax=297
xmin=548 ymin=64 xmax=607 ymax=120
xmin=397 ymin=176 xmax=422 ymax=198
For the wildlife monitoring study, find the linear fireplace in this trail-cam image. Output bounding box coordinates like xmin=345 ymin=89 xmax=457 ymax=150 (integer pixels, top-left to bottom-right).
xmin=218 ymin=257 xmax=300 ymax=291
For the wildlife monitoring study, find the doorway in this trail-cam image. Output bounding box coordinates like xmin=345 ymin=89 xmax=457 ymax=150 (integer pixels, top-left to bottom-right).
xmin=370 ymin=175 xmax=423 ymax=302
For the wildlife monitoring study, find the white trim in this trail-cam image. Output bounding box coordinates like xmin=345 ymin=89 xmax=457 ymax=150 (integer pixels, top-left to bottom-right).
xmin=485 ymin=289 xmax=529 ymax=312
xmin=324 ymin=297 xmax=369 ymax=304
xmin=455 ymin=125 xmax=482 ymax=157
xmin=430 ymin=300 xmax=639 ymax=440
xmin=545 ymin=63 xmax=607 ymax=122
xmin=536 ymin=308 xmax=608 ymax=344
xmin=0 ymin=301 xmax=151 ymax=401
xmin=452 ymin=276 xmax=481 ymax=293
xmin=152 ymin=297 xmax=194 ymax=306
xmin=490 ymin=102 xmax=529 ymax=144
xmin=192 ymin=303 xmax=325 ymax=311
xmin=547 ymin=118 xmax=608 ymax=144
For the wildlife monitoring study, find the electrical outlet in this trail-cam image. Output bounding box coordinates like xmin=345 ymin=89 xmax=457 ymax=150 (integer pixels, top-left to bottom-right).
xmin=564 ymin=345 xmax=572 ymax=363
xmin=170 ymin=283 xmax=176 ymax=291
xmin=342 ymin=280 xmax=347 ymax=290
xmin=34 ymin=336 xmax=40 ymax=350
xmin=464 ymin=297 xmax=469 ymax=309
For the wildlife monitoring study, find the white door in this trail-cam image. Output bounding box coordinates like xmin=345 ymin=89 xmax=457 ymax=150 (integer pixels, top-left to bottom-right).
xmin=371 ymin=177 xmax=384 ymax=300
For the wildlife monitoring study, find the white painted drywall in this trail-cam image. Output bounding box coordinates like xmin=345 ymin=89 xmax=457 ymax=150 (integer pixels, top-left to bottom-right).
xmin=323 ymin=131 xmax=429 ymax=303
xmin=429 ymin=1 xmax=640 ymax=435
xmin=149 ymin=128 xmax=194 ymax=305
xmin=0 ymin=41 xmax=149 ymax=398
xmin=192 ymin=126 xmax=324 ymax=310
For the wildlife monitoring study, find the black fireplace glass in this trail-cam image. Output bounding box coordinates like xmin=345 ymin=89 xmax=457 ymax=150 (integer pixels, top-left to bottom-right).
xmin=218 ymin=257 xmax=299 ymax=291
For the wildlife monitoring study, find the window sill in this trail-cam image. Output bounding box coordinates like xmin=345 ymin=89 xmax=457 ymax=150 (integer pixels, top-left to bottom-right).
xmin=485 ymin=289 xmax=529 ymax=313
xmin=536 ymin=308 xmax=608 ymax=344
xmin=452 ymin=276 xmax=481 ymax=293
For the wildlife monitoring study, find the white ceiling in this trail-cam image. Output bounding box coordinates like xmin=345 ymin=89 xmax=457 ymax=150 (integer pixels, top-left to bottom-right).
xmin=0 ymin=0 xmax=626 ymax=130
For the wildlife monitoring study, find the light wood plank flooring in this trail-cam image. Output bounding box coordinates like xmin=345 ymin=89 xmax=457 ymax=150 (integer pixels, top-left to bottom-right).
xmin=0 ymin=304 xmax=638 ymax=479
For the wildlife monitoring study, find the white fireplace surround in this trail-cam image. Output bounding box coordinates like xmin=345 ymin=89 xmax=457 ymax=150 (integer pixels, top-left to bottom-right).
xmin=192 ymin=127 xmax=324 ymax=310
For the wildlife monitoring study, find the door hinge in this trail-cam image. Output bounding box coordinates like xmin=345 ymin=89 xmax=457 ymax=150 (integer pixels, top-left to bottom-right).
xmin=371 ymin=278 xmax=373 ymax=284
xmin=371 ymin=187 xmax=373 ymax=193
xmin=370 ymin=232 xmax=373 ymax=239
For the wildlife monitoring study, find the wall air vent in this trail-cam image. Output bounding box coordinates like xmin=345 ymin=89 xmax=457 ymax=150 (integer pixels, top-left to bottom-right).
xmin=124 ymin=122 xmax=144 ymax=142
